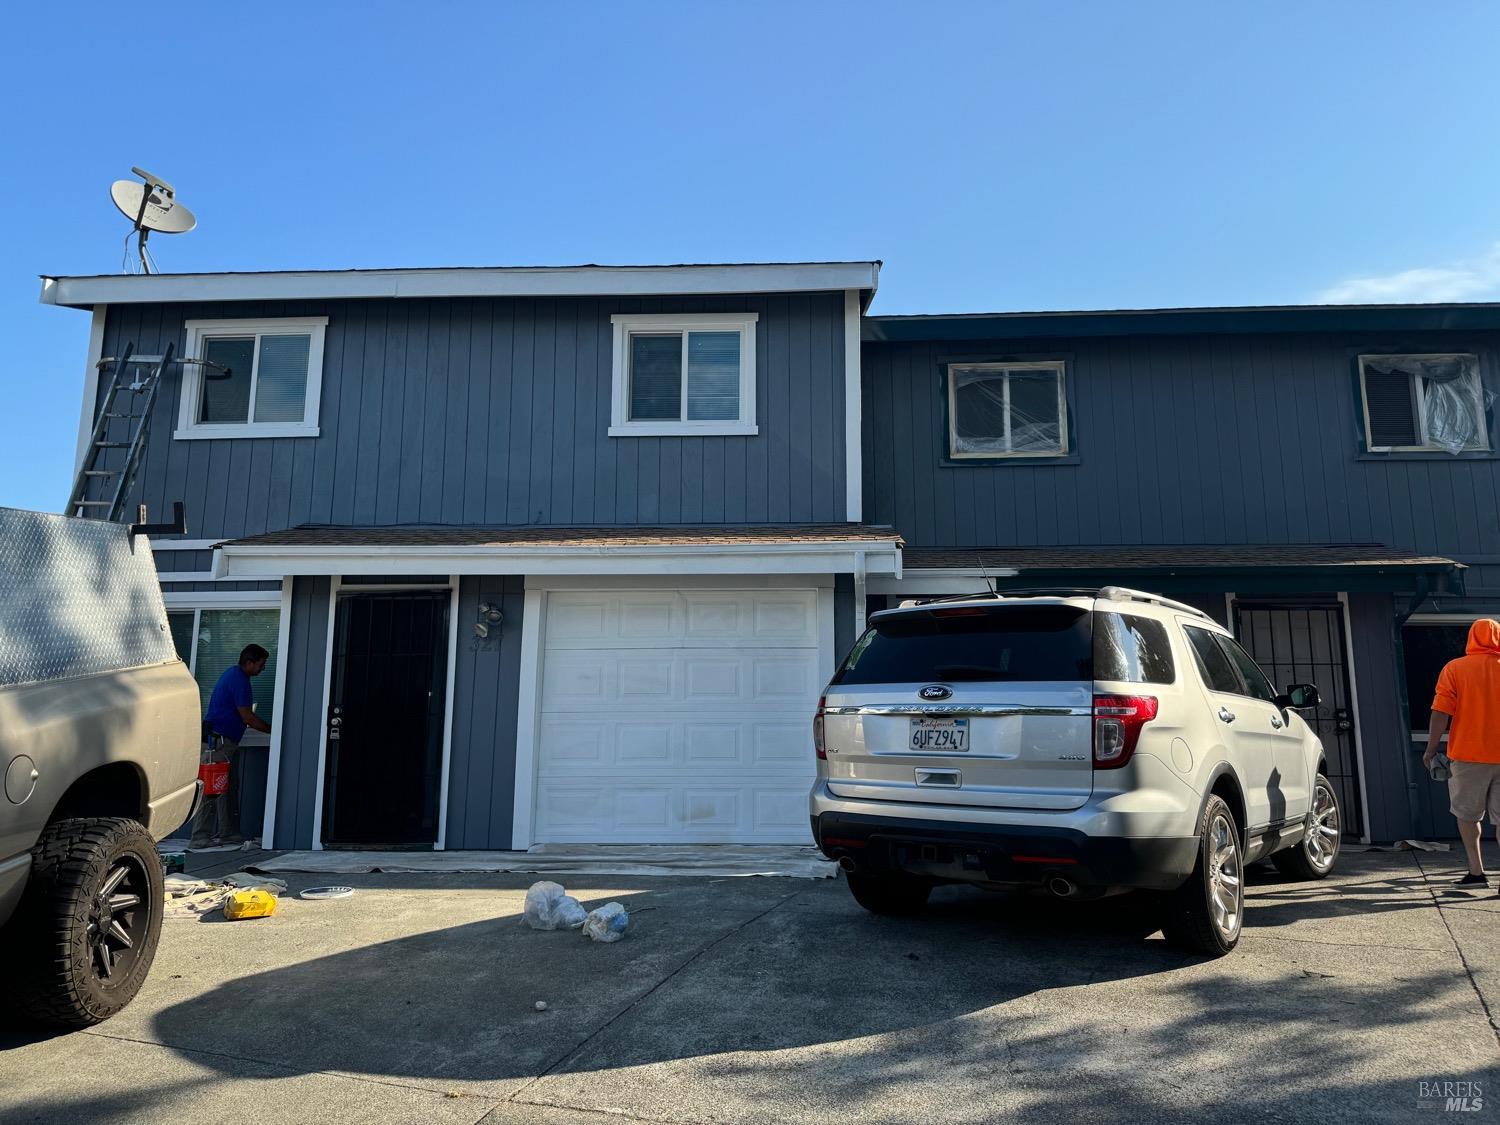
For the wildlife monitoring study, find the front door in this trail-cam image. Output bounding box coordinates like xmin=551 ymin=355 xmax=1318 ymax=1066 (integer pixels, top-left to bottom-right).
xmin=322 ymin=590 xmax=450 ymax=846
xmin=1232 ymin=601 xmax=1364 ymax=838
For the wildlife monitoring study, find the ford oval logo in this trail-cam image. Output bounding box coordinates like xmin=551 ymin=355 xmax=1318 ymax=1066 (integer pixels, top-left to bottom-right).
xmin=919 ymin=685 xmax=953 ymax=701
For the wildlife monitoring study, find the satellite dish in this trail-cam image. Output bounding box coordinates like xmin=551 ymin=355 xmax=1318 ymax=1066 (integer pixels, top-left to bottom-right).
xmin=110 ymin=167 xmax=196 ymax=273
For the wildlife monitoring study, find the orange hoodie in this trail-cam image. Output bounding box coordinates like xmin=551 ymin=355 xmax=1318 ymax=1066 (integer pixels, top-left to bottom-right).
xmin=1431 ymin=619 xmax=1500 ymax=763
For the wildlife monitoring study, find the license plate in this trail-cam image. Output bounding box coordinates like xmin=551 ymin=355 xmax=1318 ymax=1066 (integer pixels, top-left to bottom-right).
xmin=909 ymin=717 xmax=969 ymax=752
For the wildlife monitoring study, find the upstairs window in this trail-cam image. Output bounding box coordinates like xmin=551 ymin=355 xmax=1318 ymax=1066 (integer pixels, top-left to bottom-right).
xmin=1359 ymin=353 xmax=1488 ymax=454
xmin=948 ymin=361 xmax=1067 ymax=458
xmin=609 ymin=313 xmax=758 ymax=436
xmin=176 ymin=317 xmax=327 ymax=439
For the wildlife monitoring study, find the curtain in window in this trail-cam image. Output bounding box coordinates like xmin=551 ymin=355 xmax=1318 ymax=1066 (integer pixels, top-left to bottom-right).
xmin=686 ymin=331 xmax=740 ymax=421
xmin=629 ymin=334 xmax=682 ymax=420
xmin=200 ymin=338 xmax=255 ymax=423
xmin=191 ymin=609 xmax=279 ymax=727
xmin=253 ymin=334 xmax=311 ymax=423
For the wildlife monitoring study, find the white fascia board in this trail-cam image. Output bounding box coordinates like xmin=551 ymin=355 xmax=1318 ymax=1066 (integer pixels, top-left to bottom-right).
xmin=40 ymin=263 xmax=881 ymax=308
xmin=215 ymin=540 xmax=903 ymax=579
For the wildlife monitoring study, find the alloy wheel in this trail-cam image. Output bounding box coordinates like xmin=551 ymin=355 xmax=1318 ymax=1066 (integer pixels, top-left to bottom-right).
xmin=86 ymin=857 xmax=149 ymax=984
xmin=1305 ymin=780 xmax=1341 ymax=870
xmin=1206 ymin=813 xmax=1242 ymax=941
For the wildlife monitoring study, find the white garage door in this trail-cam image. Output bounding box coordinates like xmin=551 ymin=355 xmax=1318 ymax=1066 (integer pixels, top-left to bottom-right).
xmin=534 ymin=589 xmax=823 ymax=843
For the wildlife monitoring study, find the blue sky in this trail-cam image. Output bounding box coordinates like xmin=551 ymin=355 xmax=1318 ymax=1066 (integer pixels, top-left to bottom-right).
xmin=5 ymin=1 xmax=1500 ymax=512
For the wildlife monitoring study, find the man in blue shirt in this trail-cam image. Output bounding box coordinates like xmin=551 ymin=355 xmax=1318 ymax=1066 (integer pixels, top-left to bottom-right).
xmin=191 ymin=644 xmax=272 ymax=848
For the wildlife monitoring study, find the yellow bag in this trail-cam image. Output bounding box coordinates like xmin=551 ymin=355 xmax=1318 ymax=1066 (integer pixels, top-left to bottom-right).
xmin=223 ymin=888 xmax=277 ymax=920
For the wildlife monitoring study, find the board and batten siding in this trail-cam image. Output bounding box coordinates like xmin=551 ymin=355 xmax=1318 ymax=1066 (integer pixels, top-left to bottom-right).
xmin=445 ymin=575 xmax=526 ymax=849
xmin=97 ymin=293 xmax=847 ymax=544
xmin=272 ymin=575 xmax=331 ymax=850
xmin=863 ymin=332 xmax=1500 ymax=592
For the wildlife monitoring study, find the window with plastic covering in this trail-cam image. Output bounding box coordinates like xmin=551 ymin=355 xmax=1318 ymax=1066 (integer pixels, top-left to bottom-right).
xmin=1358 ymin=353 xmax=1489 ymax=454
xmin=947 ymin=361 xmax=1067 ymax=458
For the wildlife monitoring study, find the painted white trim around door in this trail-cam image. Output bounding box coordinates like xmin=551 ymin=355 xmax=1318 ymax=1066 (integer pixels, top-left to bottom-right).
xmin=310 ymin=578 xmax=457 ymax=851
xmin=1336 ymin=593 xmax=1374 ymax=845
xmin=260 ymin=580 xmax=295 ymax=849
xmin=435 ymin=576 xmax=461 ymax=851
xmin=510 ymin=588 xmax=547 ymax=850
xmin=308 ymin=578 xmax=341 ymax=851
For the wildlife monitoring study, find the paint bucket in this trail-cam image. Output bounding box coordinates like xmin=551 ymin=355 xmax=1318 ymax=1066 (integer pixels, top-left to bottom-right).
xmin=199 ymin=760 xmax=230 ymax=795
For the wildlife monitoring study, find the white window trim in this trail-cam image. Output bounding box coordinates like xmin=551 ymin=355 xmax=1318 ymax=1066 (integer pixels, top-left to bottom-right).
xmin=947 ymin=360 xmax=1069 ymax=459
xmin=608 ymin=312 xmax=758 ymax=437
xmin=1357 ymin=352 xmax=1489 ymax=453
xmin=175 ymin=316 xmax=328 ymax=440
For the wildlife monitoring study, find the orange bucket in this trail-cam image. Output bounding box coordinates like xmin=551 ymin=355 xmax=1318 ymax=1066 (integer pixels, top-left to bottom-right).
xmin=199 ymin=761 xmax=230 ymax=796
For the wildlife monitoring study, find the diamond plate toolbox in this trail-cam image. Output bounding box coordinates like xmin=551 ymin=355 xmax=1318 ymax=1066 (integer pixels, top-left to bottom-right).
xmin=0 ymin=507 xmax=175 ymax=687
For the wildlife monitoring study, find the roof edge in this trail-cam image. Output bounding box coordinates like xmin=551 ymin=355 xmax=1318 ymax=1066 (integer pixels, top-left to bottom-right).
xmin=39 ymin=261 xmax=881 ymax=309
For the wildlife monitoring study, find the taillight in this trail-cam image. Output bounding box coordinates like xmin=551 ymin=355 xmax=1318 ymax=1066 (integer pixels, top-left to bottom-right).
xmin=1093 ymin=694 xmax=1158 ymax=769
xmin=813 ymin=695 xmax=827 ymax=760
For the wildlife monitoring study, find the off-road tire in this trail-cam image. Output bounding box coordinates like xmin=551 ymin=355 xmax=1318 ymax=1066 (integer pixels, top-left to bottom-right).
xmin=0 ymin=817 xmax=164 ymax=1027
xmin=1272 ymin=773 xmax=1342 ymax=881
xmin=1160 ymin=795 xmax=1243 ymax=957
xmin=844 ymin=870 xmax=933 ymax=916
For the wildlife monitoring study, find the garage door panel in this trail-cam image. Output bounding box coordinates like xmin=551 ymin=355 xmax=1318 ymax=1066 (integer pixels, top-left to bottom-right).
xmin=539 ymin=715 xmax=813 ymax=770
xmin=541 ymin=650 xmax=820 ymax=711
xmin=535 ymin=589 xmax=822 ymax=844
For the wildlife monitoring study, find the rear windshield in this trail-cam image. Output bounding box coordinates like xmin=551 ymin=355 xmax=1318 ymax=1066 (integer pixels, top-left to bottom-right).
xmin=832 ymin=606 xmax=1093 ymax=684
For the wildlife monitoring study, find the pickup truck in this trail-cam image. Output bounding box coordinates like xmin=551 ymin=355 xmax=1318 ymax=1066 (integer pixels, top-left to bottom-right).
xmin=0 ymin=506 xmax=201 ymax=1026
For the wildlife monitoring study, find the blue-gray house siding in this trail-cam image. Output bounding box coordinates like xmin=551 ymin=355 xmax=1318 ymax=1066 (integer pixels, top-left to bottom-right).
xmin=862 ymin=330 xmax=1500 ymax=594
xmin=100 ymin=291 xmax=849 ymax=543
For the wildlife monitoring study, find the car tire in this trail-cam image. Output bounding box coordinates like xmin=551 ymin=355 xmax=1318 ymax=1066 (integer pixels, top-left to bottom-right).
xmin=844 ymin=870 xmax=932 ymax=916
xmin=0 ymin=817 xmax=164 ymax=1028
xmin=1160 ymin=795 xmax=1243 ymax=957
xmin=1272 ymin=773 xmax=1341 ymax=881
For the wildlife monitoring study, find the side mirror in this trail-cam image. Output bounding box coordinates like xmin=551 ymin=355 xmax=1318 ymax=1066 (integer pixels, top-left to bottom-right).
xmin=1281 ymin=683 xmax=1321 ymax=710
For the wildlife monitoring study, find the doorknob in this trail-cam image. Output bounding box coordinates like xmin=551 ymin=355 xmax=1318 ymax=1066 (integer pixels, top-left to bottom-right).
xmin=1218 ymin=707 xmax=1236 ymax=723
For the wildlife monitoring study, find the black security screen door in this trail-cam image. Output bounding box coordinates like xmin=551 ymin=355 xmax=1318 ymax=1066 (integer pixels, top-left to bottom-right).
xmin=323 ymin=591 xmax=449 ymax=846
xmin=1232 ymin=602 xmax=1364 ymax=838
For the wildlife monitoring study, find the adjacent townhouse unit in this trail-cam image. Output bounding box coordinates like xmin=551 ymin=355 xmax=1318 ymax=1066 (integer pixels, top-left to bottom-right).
xmin=39 ymin=263 xmax=1498 ymax=849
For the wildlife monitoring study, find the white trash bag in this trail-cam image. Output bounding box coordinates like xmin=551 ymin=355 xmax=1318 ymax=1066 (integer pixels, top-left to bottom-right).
xmin=523 ymin=881 xmax=587 ymax=930
xmin=582 ymin=901 xmax=629 ymax=943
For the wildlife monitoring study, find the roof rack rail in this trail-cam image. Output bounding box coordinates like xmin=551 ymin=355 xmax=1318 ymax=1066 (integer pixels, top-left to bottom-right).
xmin=1097 ymin=586 xmax=1213 ymax=621
xmin=887 ymin=585 xmax=1215 ymax=622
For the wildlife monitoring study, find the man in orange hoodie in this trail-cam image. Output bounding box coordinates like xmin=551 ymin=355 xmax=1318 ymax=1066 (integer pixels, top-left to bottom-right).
xmin=1423 ymin=618 xmax=1500 ymax=886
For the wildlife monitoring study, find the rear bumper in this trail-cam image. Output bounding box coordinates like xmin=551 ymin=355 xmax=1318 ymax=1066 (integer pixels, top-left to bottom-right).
xmin=812 ymin=810 xmax=1199 ymax=892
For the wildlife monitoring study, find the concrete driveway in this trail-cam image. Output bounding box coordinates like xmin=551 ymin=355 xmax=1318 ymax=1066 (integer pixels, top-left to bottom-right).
xmin=3 ymin=850 xmax=1497 ymax=1124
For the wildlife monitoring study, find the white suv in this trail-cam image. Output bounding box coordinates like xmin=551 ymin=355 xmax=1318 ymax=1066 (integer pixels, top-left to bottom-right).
xmin=809 ymin=587 xmax=1342 ymax=956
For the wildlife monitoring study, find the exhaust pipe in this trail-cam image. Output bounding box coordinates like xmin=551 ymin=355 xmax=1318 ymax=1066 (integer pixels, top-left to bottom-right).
xmin=1046 ymin=876 xmax=1077 ymax=898
xmin=837 ymin=855 xmax=858 ymax=873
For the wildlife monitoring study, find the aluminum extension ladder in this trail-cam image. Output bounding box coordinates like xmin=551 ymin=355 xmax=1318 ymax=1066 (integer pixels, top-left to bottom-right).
xmin=66 ymin=341 xmax=175 ymax=521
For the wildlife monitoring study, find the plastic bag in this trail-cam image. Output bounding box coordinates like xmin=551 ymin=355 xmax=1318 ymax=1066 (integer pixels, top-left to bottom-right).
xmin=582 ymin=901 xmax=629 ymax=943
xmin=523 ymin=881 xmax=587 ymax=930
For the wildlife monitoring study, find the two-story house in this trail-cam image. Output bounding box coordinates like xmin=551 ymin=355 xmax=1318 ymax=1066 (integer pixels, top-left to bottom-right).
xmin=38 ymin=265 xmax=1495 ymax=848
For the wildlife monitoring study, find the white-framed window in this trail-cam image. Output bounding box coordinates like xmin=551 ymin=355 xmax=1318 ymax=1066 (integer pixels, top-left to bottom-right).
xmin=1358 ymin=353 xmax=1488 ymax=454
xmin=165 ymin=604 xmax=281 ymax=747
xmin=175 ymin=317 xmax=328 ymax=439
xmin=608 ymin=313 xmax=758 ymax=436
xmin=947 ymin=361 xmax=1068 ymax=458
